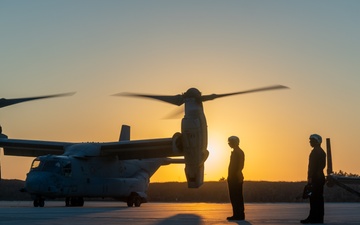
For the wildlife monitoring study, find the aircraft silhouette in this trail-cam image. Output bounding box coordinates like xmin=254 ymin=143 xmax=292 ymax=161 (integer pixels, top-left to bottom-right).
xmin=325 ymin=139 xmax=360 ymax=197
xmin=0 ymin=85 xmax=288 ymax=207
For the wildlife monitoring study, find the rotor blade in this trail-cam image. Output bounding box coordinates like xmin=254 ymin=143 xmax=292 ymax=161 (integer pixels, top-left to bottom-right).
xmin=113 ymin=92 xmax=184 ymax=106
xmin=162 ymin=107 xmax=184 ymax=119
xmin=201 ymin=85 xmax=289 ymax=102
xmin=0 ymin=92 xmax=76 ymax=108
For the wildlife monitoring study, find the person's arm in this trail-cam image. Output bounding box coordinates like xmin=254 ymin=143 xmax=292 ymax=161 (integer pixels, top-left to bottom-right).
xmin=237 ymin=150 xmax=244 ymax=181
xmin=307 ymin=151 xmax=314 ymax=184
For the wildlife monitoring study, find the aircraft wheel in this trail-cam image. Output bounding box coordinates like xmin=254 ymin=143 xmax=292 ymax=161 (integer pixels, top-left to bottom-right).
xmin=39 ymin=199 xmax=45 ymax=207
xmin=78 ymin=197 xmax=84 ymax=206
xmin=127 ymin=199 xmax=134 ymax=207
xmin=33 ymin=198 xmax=45 ymax=207
xmin=70 ymin=197 xmax=84 ymax=207
xmin=127 ymin=195 xmax=142 ymax=207
xmin=134 ymin=197 xmax=141 ymax=207
xmin=65 ymin=197 xmax=70 ymax=207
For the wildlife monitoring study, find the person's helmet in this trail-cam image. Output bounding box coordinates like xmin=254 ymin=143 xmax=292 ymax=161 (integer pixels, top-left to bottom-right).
xmin=309 ymin=134 xmax=322 ymax=144
xmin=228 ymin=136 xmax=240 ymax=145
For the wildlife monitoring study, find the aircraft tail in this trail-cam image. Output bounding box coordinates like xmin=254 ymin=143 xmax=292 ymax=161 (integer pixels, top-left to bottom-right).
xmin=119 ymin=125 xmax=130 ymax=141
xmin=326 ymin=138 xmax=333 ymax=175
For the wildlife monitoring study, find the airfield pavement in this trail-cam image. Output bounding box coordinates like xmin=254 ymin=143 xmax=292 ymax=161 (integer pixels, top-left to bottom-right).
xmin=0 ymin=202 xmax=359 ymax=225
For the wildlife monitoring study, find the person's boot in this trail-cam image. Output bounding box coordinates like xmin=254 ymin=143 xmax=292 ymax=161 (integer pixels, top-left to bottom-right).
xmin=300 ymin=217 xmax=323 ymax=224
xmin=300 ymin=217 xmax=312 ymax=224
xmin=312 ymin=217 xmax=324 ymax=224
xmin=227 ymin=213 xmax=245 ymax=221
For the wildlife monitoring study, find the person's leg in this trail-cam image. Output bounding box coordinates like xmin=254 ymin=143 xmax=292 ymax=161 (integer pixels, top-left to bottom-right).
xmin=228 ymin=182 xmax=244 ymax=220
xmin=233 ymin=182 xmax=244 ymax=218
xmin=228 ymin=183 xmax=237 ymax=217
xmin=311 ymin=184 xmax=324 ymax=223
xmin=301 ymin=184 xmax=324 ymax=224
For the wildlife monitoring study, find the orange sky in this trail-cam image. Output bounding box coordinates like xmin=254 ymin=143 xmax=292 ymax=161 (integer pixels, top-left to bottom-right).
xmin=1 ymin=1 xmax=360 ymax=183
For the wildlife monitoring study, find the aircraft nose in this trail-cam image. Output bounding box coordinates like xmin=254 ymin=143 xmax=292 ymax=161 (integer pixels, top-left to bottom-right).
xmin=25 ymin=173 xmax=58 ymax=194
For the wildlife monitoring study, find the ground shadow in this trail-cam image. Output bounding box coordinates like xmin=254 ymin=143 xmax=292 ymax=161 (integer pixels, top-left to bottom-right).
xmin=154 ymin=213 xmax=253 ymax=225
xmin=228 ymin=220 xmax=252 ymax=225
xmin=155 ymin=214 xmax=202 ymax=225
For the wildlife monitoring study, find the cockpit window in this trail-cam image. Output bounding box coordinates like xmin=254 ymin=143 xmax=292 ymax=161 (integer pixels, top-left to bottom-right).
xmin=31 ymin=159 xmax=41 ymax=170
xmin=30 ymin=158 xmax=72 ymax=176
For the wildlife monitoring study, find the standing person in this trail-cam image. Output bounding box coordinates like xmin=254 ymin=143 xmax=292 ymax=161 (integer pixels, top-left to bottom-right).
xmin=226 ymin=136 xmax=245 ymax=221
xmin=301 ymin=134 xmax=326 ymax=224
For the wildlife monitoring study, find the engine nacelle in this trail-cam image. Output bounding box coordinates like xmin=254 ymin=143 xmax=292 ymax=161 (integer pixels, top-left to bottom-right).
xmin=181 ymin=117 xmax=209 ymax=188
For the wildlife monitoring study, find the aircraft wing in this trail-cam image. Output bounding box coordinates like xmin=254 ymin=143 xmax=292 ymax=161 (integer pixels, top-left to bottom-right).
xmin=328 ymin=174 xmax=360 ymax=185
xmin=327 ymin=174 xmax=360 ymax=197
xmin=0 ymin=138 xmax=70 ymax=157
xmin=100 ymin=137 xmax=183 ymax=160
xmin=0 ymin=136 xmax=183 ymax=159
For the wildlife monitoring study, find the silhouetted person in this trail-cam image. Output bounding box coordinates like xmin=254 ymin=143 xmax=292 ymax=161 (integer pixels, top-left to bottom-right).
xmin=0 ymin=126 xmax=7 ymax=139
xmin=301 ymin=134 xmax=326 ymax=224
xmin=226 ymin=136 xmax=245 ymax=221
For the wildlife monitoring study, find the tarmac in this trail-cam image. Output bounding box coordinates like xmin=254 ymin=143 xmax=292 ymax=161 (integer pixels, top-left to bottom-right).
xmin=0 ymin=201 xmax=359 ymax=225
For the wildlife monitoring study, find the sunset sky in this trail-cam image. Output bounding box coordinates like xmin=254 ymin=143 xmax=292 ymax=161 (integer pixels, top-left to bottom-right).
xmin=1 ymin=1 xmax=360 ymax=183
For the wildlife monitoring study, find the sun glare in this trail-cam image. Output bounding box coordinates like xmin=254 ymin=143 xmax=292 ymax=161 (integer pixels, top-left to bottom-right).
xmin=205 ymin=135 xmax=229 ymax=181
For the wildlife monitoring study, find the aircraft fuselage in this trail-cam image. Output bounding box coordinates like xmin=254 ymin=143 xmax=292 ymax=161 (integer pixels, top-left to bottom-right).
xmin=25 ymin=154 xmax=164 ymax=206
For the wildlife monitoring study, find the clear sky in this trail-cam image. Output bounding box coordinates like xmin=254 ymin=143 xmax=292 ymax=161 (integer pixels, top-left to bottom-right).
xmin=1 ymin=1 xmax=360 ymax=183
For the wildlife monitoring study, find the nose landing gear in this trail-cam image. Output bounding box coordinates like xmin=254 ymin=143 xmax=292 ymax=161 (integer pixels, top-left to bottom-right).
xmin=33 ymin=197 xmax=45 ymax=207
xmin=127 ymin=192 xmax=146 ymax=207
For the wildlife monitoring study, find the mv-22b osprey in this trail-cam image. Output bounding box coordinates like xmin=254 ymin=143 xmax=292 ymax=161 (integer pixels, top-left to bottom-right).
xmin=0 ymin=85 xmax=288 ymax=207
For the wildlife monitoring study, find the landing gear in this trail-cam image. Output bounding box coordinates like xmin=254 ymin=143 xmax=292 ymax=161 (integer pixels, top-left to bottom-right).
xmin=127 ymin=193 xmax=143 ymax=207
xmin=33 ymin=197 xmax=45 ymax=207
xmin=65 ymin=197 xmax=84 ymax=207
